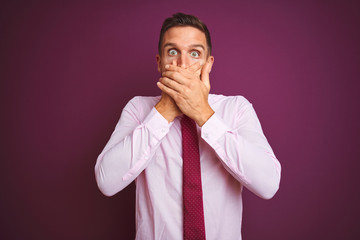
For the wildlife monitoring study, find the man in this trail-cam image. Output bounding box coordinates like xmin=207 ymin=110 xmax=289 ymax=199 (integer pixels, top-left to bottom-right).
xmin=95 ymin=13 xmax=281 ymax=239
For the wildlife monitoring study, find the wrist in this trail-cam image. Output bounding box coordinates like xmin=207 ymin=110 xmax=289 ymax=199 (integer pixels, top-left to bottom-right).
xmin=155 ymin=96 xmax=181 ymax=123
xmin=195 ymin=106 xmax=214 ymax=127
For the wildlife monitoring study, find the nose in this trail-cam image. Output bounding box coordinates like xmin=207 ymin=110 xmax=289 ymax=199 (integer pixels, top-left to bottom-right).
xmin=176 ymin=50 xmax=190 ymax=68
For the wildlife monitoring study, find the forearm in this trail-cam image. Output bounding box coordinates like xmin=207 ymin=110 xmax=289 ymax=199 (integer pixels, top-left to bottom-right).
xmin=95 ymin=125 xmax=157 ymax=196
xmin=219 ymin=132 xmax=280 ymax=199
xmin=201 ymin=108 xmax=281 ymax=199
xmin=95 ymin=98 xmax=171 ymax=196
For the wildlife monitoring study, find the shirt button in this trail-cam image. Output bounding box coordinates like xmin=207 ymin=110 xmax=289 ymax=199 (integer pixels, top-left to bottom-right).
xmin=203 ymin=133 xmax=209 ymax=138
xmin=161 ymin=128 xmax=166 ymax=133
xmin=144 ymin=155 xmax=149 ymax=160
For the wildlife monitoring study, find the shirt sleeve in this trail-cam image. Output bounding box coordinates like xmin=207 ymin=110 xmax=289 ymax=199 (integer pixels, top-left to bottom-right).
xmin=201 ymin=98 xmax=281 ymax=199
xmin=94 ymin=97 xmax=172 ymax=196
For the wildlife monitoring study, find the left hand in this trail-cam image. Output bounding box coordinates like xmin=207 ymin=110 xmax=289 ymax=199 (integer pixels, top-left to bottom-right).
xmin=157 ymin=59 xmax=214 ymax=126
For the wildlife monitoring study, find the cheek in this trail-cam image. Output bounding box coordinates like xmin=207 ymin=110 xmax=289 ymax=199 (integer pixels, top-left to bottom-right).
xmin=162 ymin=56 xmax=177 ymax=64
xmin=160 ymin=56 xmax=181 ymax=71
xmin=160 ymin=55 xmax=205 ymax=70
xmin=192 ymin=58 xmax=203 ymax=64
xmin=195 ymin=54 xmax=207 ymax=65
xmin=160 ymin=56 xmax=179 ymax=68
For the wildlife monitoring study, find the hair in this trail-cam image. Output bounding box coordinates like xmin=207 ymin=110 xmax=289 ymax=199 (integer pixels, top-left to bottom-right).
xmin=158 ymin=13 xmax=212 ymax=56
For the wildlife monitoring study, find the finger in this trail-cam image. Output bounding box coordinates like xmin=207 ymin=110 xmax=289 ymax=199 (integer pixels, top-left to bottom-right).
xmin=201 ymin=59 xmax=212 ymax=90
xmin=186 ymin=61 xmax=202 ymax=74
xmin=164 ymin=64 xmax=181 ymax=72
xmin=158 ymin=60 xmax=176 ymax=74
xmin=162 ymin=70 xmax=187 ymax=85
xmin=157 ymin=81 xmax=180 ymax=100
xmin=165 ymin=62 xmax=201 ymax=74
xmin=159 ymin=76 xmax=184 ymax=93
xmin=164 ymin=64 xmax=200 ymax=81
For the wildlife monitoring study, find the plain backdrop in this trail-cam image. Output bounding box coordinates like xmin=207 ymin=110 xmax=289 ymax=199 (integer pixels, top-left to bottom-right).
xmin=1 ymin=0 xmax=360 ymax=239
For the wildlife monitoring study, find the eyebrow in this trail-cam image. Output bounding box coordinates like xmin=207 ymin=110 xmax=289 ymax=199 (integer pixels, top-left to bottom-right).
xmin=163 ymin=42 xmax=205 ymax=51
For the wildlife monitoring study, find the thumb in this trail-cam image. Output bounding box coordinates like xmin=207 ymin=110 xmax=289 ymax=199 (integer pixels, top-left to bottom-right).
xmin=200 ymin=59 xmax=212 ymax=90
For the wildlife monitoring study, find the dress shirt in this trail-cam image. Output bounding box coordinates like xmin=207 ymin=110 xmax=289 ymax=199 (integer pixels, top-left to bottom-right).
xmin=95 ymin=94 xmax=281 ymax=240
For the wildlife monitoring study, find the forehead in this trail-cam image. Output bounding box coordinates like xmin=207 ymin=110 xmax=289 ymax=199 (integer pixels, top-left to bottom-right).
xmin=162 ymin=26 xmax=207 ymax=49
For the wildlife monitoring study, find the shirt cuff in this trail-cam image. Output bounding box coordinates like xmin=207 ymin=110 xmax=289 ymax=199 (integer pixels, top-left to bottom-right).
xmin=143 ymin=107 xmax=173 ymax=141
xmin=201 ymin=113 xmax=228 ymax=143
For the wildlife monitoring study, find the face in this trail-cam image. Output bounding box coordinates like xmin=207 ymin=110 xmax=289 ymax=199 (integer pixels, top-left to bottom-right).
xmin=156 ymin=26 xmax=214 ymax=73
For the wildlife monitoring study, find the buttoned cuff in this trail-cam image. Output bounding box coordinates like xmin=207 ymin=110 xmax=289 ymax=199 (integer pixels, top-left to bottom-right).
xmin=201 ymin=113 xmax=228 ymax=143
xmin=143 ymin=107 xmax=173 ymax=141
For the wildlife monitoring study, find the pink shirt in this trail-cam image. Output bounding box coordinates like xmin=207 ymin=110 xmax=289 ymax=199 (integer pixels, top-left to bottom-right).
xmin=95 ymin=94 xmax=281 ymax=240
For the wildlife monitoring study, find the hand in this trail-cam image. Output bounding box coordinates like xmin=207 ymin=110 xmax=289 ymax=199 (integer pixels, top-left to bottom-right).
xmin=155 ymin=61 xmax=200 ymax=122
xmin=157 ymin=58 xmax=214 ymax=126
xmin=155 ymin=92 xmax=182 ymax=123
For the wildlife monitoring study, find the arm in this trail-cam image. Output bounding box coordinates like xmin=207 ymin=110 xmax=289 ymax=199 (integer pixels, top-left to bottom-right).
xmin=157 ymin=59 xmax=280 ymax=198
xmin=201 ymin=99 xmax=281 ymax=199
xmin=94 ymin=97 xmax=172 ymax=196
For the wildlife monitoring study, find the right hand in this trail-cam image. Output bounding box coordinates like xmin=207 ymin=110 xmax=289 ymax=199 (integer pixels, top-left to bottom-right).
xmin=155 ymin=61 xmax=203 ymax=122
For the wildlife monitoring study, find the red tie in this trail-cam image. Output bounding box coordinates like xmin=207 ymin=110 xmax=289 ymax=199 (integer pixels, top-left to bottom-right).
xmin=181 ymin=115 xmax=206 ymax=240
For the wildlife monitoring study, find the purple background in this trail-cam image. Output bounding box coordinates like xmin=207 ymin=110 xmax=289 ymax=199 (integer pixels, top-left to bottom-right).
xmin=1 ymin=0 xmax=360 ymax=239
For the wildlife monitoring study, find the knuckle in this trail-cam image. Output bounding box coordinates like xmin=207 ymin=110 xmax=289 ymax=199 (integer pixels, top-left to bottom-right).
xmin=160 ymin=78 xmax=166 ymax=86
xmin=178 ymin=68 xmax=185 ymax=74
xmin=163 ymin=71 xmax=170 ymax=78
xmin=170 ymin=73 xmax=177 ymax=79
xmin=184 ymin=88 xmax=191 ymax=95
xmin=164 ymin=78 xmax=171 ymax=86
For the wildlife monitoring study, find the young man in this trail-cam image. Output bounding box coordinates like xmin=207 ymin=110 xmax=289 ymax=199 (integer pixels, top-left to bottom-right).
xmin=95 ymin=13 xmax=281 ymax=240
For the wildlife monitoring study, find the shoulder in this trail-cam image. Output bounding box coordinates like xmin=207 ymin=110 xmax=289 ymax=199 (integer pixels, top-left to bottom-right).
xmin=209 ymin=94 xmax=252 ymax=109
xmin=208 ymin=94 xmax=259 ymax=128
xmin=122 ymin=95 xmax=160 ymax=120
xmin=126 ymin=96 xmax=160 ymax=108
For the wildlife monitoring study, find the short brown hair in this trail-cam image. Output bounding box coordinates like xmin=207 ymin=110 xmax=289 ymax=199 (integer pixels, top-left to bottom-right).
xmin=158 ymin=13 xmax=212 ymax=56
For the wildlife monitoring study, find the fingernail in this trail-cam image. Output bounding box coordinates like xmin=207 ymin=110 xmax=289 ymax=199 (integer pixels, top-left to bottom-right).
xmin=165 ymin=65 xmax=169 ymax=69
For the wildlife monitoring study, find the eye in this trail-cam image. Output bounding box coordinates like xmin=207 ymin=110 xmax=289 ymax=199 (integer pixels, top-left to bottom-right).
xmin=169 ymin=49 xmax=178 ymax=56
xmin=190 ymin=51 xmax=200 ymax=58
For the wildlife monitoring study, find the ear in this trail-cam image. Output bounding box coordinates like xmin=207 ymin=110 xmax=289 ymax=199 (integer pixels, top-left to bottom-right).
xmin=156 ymin=54 xmax=161 ymax=73
xmin=207 ymin=56 xmax=214 ymax=73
